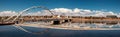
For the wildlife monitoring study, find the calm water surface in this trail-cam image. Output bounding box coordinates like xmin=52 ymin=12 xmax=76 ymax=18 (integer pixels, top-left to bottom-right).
xmin=0 ymin=23 xmax=120 ymax=37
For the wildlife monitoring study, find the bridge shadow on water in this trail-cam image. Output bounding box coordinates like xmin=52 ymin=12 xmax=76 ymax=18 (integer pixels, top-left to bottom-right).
xmin=0 ymin=25 xmax=120 ymax=37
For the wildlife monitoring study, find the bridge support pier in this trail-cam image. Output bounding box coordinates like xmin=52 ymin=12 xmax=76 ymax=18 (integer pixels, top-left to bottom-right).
xmin=52 ymin=20 xmax=61 ymax=25
xmin=52 ymin=19 xmax=71 ymax=25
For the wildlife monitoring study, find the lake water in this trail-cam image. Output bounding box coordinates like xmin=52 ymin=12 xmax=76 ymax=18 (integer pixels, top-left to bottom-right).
xmin=0 ymin=23 xmax=120 ymax=37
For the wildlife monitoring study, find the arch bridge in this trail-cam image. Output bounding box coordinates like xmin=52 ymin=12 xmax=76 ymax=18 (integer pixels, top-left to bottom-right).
xmin=0 ymin=6 xmax=71 ymax=25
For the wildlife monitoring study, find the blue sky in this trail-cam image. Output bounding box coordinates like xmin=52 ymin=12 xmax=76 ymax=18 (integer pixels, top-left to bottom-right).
xmin=0 ymin=0 xmax=120 ymax=13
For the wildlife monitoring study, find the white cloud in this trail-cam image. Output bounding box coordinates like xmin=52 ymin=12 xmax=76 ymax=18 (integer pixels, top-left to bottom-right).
xmin=93 ymin=11 xmax=116 ymax=17
xmin=51 ymin=8 xmax=72 ymax=13
xmin=0 ymin=11 xmax=17 ymax=16
xmin=73 ymin=8 xmax=81 ymax=13
xmin=0 ymin=8 xmax=119 ymax=17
